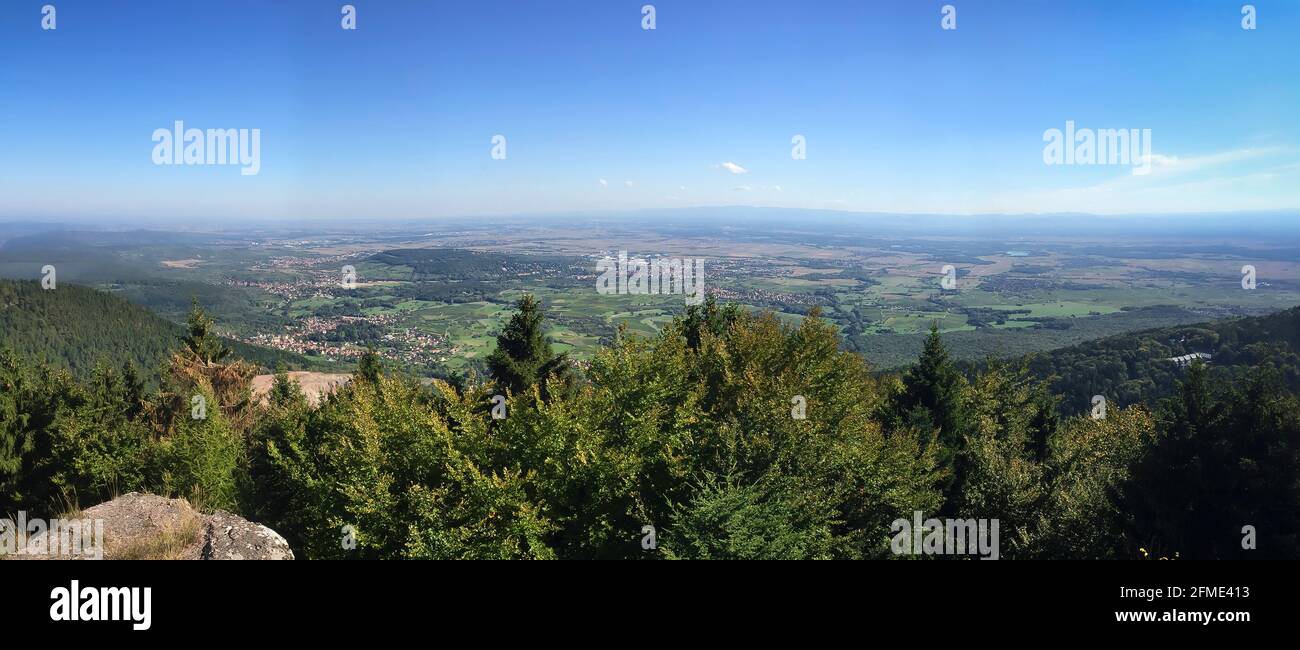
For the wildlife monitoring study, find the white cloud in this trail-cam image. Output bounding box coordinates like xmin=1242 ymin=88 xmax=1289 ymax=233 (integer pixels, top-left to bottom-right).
xmin=1000 ymin=146 xmax=1300 ymax=214
xmin=624 ymin=180 xmax=634 ymax=187
xmin=1132 ymin=148 xmax=1281 ymax=177
xmin=732 ymin=185 xmax=753 ymax=192
xmin=717 ymin=162 xmax=748 ymax=175
xmin=599 ymin=178 xmax=608 ymax=187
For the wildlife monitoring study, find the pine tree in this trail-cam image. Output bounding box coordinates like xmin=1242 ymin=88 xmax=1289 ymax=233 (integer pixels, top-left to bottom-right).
xmin=896 ymin=324 xmax=967 ymax=441
xmin=356 ymin=349 xmax=383 ymax=384
xmin=1124 ymin=362 xmax=1300 ymax=559
xmin=269 ymin=366 xmax=307 ymax=407
xmin=486 ymin=294 xmax=568 ymax=395
xmin=121 ymin=360 xmax=146 ymax=420
xmin=891 ymin=323 xmax=970 ymax=506
xmin=163 ymin=300 xmax=255 ymax=433
xmin=180 ymin=298 xmax=231 ymax=366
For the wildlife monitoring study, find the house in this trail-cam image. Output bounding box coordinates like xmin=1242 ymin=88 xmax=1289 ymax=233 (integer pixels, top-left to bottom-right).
xmin=1166 ymin=352 xmax=1212 ymax=367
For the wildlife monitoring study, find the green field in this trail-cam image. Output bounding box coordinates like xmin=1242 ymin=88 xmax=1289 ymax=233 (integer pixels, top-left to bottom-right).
xmin=7 ymin=225 xmax=1299 ymax=377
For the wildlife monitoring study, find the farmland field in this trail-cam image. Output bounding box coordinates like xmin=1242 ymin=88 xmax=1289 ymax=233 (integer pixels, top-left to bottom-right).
xmin=3 ymin=218 xmax=1298 ymax=374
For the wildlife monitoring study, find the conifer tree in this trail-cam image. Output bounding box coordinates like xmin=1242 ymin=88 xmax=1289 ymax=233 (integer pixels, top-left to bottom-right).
xmin=164 ymin=300 xmax=255 ymax=433
xmin=121 ymin=359 xmax=146 ymax=419
xmin=269 ymin=366 xmax=307 ymax=407
xmin=180 ymin=298 xmax=231 ymax=366
xmin=356 ymin=349 xmax=383 ymax=384
xmin=486 ymin=294 xmax=568 ymax=395
xmin=897 ymin=325 xmax=967 ymax=441
xmin=1123 ymin=362 xmax=1300 ymax=559
xmin=891 ymin=323 xmax=970 ymax=505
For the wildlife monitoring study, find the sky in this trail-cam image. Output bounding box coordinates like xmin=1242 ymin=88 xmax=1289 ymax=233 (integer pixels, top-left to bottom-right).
xmin=1 ymin=0 xmax=1298 ymax=222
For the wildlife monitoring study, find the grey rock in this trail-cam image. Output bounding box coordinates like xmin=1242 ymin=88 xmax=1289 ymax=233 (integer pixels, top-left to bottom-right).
xmin=9 ymin=492 xmax=293 ymax=560
xmin=201 ymin=510 xmax=294 ymax=560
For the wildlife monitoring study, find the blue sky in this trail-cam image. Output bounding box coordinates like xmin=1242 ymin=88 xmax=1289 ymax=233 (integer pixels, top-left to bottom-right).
xmin=1 ymin=0 xmax=1298 ymax=221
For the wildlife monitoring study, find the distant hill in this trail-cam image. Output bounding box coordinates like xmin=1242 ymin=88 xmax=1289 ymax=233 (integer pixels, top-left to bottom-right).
xmin=363 ymin=248 xmax=585 ymax=282
xmin=1025 ymin=305 xmax=1300 ymax=415
xmin=856 ymin=304 xmax=1213 ymax=369
xmin=0 ymin=279 xmax=326 ymax=379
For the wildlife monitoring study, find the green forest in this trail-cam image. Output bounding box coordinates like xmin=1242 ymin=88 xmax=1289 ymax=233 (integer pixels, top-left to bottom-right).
xmin=1025 ymin=305 xmax=1300 ymax=416
xmin=2 ymin=286 xmax=1298 ymax=559
xmin=0 ymin=279 xmax=327 ymax=380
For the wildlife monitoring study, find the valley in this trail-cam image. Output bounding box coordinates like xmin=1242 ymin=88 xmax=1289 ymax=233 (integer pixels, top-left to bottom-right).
xmin=3 ymin=216 xmax=1298 ymax=377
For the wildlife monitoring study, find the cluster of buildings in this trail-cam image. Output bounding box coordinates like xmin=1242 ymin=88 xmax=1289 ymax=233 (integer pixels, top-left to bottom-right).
xmin=241 ymin=315 xmax=457 ymax=367
xmin=707 ymin=285 xmax=817 ymax=307
xmin=241 ymin=328 xmax=364 ymax=361
xmin=1166 ymin=352 xmax=1212 ymax=367
xmin=225 ymin=274 xmax=345 ymax=304
xmin=380 ymin=327 xmax=456 ymax=365
xmin=225 ymin=254 xmax=370 ymax=303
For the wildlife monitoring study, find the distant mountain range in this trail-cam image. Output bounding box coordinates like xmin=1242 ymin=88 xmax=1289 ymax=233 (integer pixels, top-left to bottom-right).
xmin=8 ymin=208 xmax=1300 ymax=241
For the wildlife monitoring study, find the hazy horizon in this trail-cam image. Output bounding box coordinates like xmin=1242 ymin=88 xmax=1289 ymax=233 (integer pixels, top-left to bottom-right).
xmin=6 ymin=206 xmax=1300 ymax=244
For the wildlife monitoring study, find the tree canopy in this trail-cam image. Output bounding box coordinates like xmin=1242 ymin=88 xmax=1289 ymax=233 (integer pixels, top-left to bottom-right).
xmin=3 ymin=295 xmax=1296 ymax=559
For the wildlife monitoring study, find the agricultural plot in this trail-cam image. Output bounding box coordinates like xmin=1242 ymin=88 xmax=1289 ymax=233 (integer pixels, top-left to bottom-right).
xmin=9 ymin=224 xmax=1299 ymax=378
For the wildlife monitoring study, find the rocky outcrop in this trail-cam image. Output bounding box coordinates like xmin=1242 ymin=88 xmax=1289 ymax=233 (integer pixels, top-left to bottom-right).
xmin=12 ymin=492 xmax=293 ymax=560
xmin=200 ymin=510 xmax=295 ymax=560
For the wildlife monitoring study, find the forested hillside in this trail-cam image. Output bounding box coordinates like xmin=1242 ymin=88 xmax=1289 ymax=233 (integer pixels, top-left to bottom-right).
xmin=364 ymin=248 xmax=584 ymax=282
xmin=854 ymin=305 xmax=1212 ymax=369
xmin=4 ymin=294 xmax=1296 ymax=559
xmin=0 ymin=280 xmax=325 ymax=379
xmin=1026 ymin=305 xmax=1300 ymax=415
